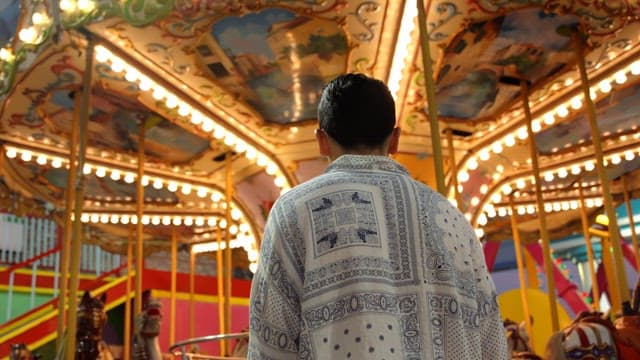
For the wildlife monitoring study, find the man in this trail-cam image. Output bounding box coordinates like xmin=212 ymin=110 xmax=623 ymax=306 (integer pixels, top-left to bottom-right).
xmin=248 ymin=73 xmax=508 ymax=359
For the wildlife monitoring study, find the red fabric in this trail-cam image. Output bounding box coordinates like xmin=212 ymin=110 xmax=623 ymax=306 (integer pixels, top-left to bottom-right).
xmin=483 ymin=240 xmax=501 ymax=272
xmin=525 ymin=244 xmax=590 ymax=315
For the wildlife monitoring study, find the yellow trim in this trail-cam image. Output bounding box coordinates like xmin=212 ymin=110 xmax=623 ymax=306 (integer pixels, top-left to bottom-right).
xmin=27 ymin=331 xmax=57 ymax=356
xmin=0 ymin=284 xmax=56 ymax=295
xmin=0 ymin=267 xmax=103 ymax=280
xmin=153 ymin=289 xmax=250 ymax=306
xmin=0 ymin=275 xmax=129 ymax=345
xmin=0 ymin=304 xmax=55 ymax=338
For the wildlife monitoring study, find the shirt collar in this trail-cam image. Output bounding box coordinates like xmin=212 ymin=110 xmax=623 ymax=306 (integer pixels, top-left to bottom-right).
xmin=325 ymin=155 xmax=410 ymax=175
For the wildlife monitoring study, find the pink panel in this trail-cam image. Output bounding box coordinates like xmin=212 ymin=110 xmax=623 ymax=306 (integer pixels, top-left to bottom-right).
xmin=158 ymin=297 xmax=250 ymax=356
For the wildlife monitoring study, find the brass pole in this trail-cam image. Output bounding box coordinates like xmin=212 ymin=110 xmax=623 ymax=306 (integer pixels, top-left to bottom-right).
xmin=56 ymin=93 xmax=80 ymax=347
xmin=622 ymin=176 xmax=640 ymax=271
xmin=189 ymin=247 xmax=196 ymax=339
xmin=135 ymin=121 xmax=146 ymax=316
xmin=64 ymin=38 xmax=93 ymax=360
xmin=578 ymin=181 xmax=600 ymax=310
xmin=524 ymin=251 xmax=539 ymax=290
xmin=216 ymin=227 xmax=226 ymax=355
xmin=521 ymin=80 xmax=559 ymax=331
xmin=123 ymin=227 xmax=133 ymax=359
xmin=445 ymin=129 xmax=463 ymax=209
xmin=416 ymin=0 xmax=446 ymax=195
xmin=508 ymin=196 xmax=535 ymax=350
xmin=223 ymin=152 xmax=233 ymax=355
xmin=575 ymin=34 xmax=629 ymax=308
xmin=170 ymin=227 xmax=177 ymax=345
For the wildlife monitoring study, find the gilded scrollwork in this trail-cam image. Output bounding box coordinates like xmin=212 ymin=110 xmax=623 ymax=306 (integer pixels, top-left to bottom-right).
xmin=428 ymin=2 xmax=462 ymax=42
xmin=145 ymin=43 xmax=192 ymax=74
xmin=348 ymin=2 xmax=380 ymax=42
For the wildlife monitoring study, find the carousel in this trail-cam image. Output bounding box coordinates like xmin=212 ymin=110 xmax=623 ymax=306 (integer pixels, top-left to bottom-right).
xmin=0 ymin=0 xmax=639 ymax=359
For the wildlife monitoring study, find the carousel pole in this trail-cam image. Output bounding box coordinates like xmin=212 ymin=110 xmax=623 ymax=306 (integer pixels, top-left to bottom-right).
xmin=56 ymin=92 xmax=80 ymax=347
xmin=170 ymin=227 xmax=177 ymax=345
xmin=416 ymin=0 xmax=446 ymax=195
xmin=123 ymin=227 xmax=134 ymax=359
xmin=524 ymin=250 xmax=540 ymax=290
xmin=216 ymin=227 xmax=226 ymax=355
xmin=445 ymin=129 xmax=463 ymax=208
xmin=578 ymin=181 xmax=600 ymax=310
xmin=223 ymin=152 xmax=233 ymax=354
xmin=189 ymin=245 xmax=196 ymax=339
xmin=64 ymin=35 xmax=93 ymax=360
xmin=575 ymin=33 xmax=630 ymax=309
xmin=135 ymin=120 xmax=146 ymax=316
xmin=520 ymin=80 xmax=560 ymax=331
xmin=508 ymin=196 xmax=535 ymax=349
xmin=622 ymin=176 xmax=640 ymax=271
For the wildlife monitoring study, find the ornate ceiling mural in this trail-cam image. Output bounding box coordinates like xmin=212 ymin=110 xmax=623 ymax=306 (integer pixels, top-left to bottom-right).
xmin=199 ymin=8 xmax=347 ymax=125
xmin=436 ymin=9 xmax=578 ymax=121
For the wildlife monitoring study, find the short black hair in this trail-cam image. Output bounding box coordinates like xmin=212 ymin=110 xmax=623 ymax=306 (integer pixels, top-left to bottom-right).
xmin=318 ymin=73 xmax=395 ymax=149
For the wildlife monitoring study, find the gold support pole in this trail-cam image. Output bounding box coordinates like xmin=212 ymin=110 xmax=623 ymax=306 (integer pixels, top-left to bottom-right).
xmin=170 ymin=228 xmax=177 ymax=345
xmin=508 ymin=196 xmax=535 ymax=350
xmin=622 ymin=176 xmax=640 ymax=271
xmin=445 ymin=129 xmax=463 ymax=209
xmin=124 ymin=227 xmax=133 ymax=360
xmin=416 ymin=0 xmax=446 ymax=195
xmin=575 ymin=34 xmax=630 ymax=309
xmin=521 ymin=80 xmax=559 ymax=331
xmin=135 ymin=121 xmax=146 ymax=316
xmin=524 ymin=250 xmax=539 ymax=289
xmin=64 ymin=38 xmax=93 ymax=360
xmin=56 ymin=93 xmax=80 ymax=347
xmin=189 ymin=247 xmax=196 ymax=339
xmin=216 ymin=227 xmax=225 ymax=355
xmin=578 ymin=181 xmax=600 ymax=311
xmin=223 ymin=152 xmax=233 ymax=355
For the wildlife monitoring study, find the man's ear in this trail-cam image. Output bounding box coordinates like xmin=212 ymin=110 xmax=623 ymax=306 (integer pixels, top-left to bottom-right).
xmin=387 ymin=127 xmax=401 ymax=155
xmin=316 ymin=129 xmax=331 ymax=157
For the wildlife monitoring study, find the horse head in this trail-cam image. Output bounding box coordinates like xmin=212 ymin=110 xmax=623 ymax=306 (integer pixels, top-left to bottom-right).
xmin=545 ymin=311 xmax=618 ymax=360
xmin=9 ymin=344 xmax=30 ymax=360
xmin=138 ymin=291 xmax=162 ymax=338
xmin=504 ymin=318 xmax=533 ymax=354
xmin=614 ymin=277 xmax=640 ymax=357
xmin=77 ymin=291 xmax=107 ymax=340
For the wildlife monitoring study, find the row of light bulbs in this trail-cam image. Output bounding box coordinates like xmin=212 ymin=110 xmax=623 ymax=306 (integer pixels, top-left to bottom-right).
xmin=191 ymin=233 xmax=260 ymax=273
xmin=461 ymin=144 xmax=633 ymax=209
xmin=78 ymin=212 xmax=247 ymax=230
xmin=478 ymin=196 xmax=605 ymax=223
xmin=93 ymin=45 xmax=291 ymax=191
xmin=470 ymin=137 xmax=640 ymax=235
xmin=492 ymin=144 xmax=640 ymax=198
xmin=4 ymin=146 xmax=229 ymax=200
xmin=80 ymin=210 xmax=259 ymax=271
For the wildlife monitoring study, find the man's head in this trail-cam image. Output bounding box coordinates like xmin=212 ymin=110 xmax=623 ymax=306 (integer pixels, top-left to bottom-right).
xmin=317 ymin=73 xmax=399 ymax=159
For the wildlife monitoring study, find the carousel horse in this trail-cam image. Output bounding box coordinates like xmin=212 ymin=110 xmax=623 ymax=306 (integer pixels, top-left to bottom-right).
xmin=75 ymin=291 xmax=114 ymax=360
xmin=613 ymin=277 xmax=640 ymax=358
xmin=544 ymin=311 xmax=619 ymax=360
xmin=132 ymin=291 xmax=163 ymax=360
xmin=9 ymin=344 xmax=40 ymax=360
xmin=503 ymin=319 xmax=542 ymax=359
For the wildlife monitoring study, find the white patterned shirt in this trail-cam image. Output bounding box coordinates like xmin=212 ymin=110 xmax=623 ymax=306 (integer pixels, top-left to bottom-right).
xmin=248 ymin=155 xmax=508 ymax=359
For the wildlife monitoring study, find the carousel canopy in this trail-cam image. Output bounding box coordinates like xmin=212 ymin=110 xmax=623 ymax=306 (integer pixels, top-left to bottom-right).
xmin=1 ymin=0 xmax=640 ymax=273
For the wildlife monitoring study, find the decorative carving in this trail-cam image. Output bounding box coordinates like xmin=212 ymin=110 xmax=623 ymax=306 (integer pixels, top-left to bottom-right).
xmin=348 ymin=2 xmax=380 ymax=42
xmin=428 ymin=2 xmax=462 ymax=42
xmin=145 ymin=43 xmax=191 ymax=74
